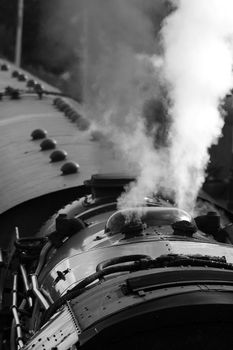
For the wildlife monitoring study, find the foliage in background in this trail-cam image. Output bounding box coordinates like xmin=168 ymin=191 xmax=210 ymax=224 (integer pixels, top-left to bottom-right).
xmin=0 ymin=0 xmax=80 ymax=98
xmin=0 ymin=1 xmax=167 ymax=102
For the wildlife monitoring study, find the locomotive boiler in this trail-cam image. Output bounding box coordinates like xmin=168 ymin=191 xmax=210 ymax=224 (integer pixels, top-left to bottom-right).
xmin=2 ymin=173 xmax=233 ymax=349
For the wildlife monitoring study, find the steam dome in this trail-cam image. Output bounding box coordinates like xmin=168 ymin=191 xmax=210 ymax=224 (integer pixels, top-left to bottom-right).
xmin=105 ymin=207 xmax=193 ymax=236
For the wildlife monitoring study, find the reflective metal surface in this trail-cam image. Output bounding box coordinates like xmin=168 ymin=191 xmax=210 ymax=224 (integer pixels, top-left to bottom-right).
xmin=22 ymin=305 xmax=80 ymax=350
xmin=40 ymin=239 xmax=233 ymax=300
xmin=106 ymin=207 xmax=193 ymax=235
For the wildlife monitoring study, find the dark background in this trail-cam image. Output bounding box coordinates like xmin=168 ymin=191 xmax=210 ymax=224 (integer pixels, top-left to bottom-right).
xmin=0 ymin=0 xmax=84 ymax=100
xmin=1 ymin=0 xmax=41 ymax=68
xmin=0 ymin=0 xmax=169 ymax=102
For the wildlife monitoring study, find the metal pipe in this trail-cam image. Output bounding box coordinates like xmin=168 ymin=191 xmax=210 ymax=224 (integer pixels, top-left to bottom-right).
xmin=12 ymin=309 xmax=23 ymax=341
xmin=20 ymin=264 xmax=33 ymax=308
xmin=31 ymin=274 xmax=50 ymax=310
xmin=15 ymin=0 xmax=24 ymax=67
xmin=0 ymin=248 xmax=3 ymax=266
xmin=15 ymin=226 xmax=20 ymax=240
xmin=40 ymin=286 xmax=54 ymax=304
xmin=11 ymin=274 xmax=24 ymax=349
xmin=10 ymin=319 xmax=16 ymax=350
xmin=12 ymin=274 xmax=17 ymax=307
xmin=34 ymin=241 xmax=52 ymax=276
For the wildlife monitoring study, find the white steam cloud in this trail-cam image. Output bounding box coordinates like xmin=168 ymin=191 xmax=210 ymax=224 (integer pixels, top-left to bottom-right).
xmin=108 ymin=0 xmax=233 ymax=213
xmin=83 ymin=0 xmax=170 ymax=208
xmin=86 ymin=0 xmax=233 ymax=213
xmin=43 ymin=0 xmax=233 ymax=213
xmin=161 ymin=0 xmax=233 ymax=211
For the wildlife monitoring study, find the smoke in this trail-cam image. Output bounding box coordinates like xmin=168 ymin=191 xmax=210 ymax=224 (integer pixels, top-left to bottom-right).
xmin=82 ymin=0 xmax=171 ymax=209
xmin=93 ymin=0 xmax=233 ymax=213
xmin=39 ymin=0 xmax=171 ymax=209
xmin=41 ymin=1 xmax=233 ymax=213
xmin=161 ymin=0 xmax=233 ymax=211
xmin=83 ymin=0 xmax=166 ymax=109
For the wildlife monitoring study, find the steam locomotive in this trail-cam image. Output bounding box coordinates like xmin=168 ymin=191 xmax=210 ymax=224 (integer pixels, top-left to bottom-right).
xmin=1 ymin=60 xmax=233 ymax=350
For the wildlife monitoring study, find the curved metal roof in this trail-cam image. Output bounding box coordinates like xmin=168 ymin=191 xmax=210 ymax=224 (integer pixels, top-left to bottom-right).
xmin=0 ymin=61 xmax=129 ymax=214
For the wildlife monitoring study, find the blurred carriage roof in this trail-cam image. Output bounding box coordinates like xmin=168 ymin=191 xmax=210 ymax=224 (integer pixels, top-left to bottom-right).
xmin=0 ymin=60 xmax=129 ymax=214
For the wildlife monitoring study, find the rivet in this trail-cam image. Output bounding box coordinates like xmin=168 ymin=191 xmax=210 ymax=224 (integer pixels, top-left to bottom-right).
xmin=76 ymin=117 xmax=90 ymax=131
xmin=50 ymin=150 xmax=67 ymax=162
xmin=10 ymin=90 xmax=20 ymax=100
xmin=34 ymin=83 xmax=44 ymax=93
xmin=64 ymin=107 xmax=74 ymax=117
xmin=59 ymin=103 xmax=69 ymax=112
xmin=27 ymin=79 xmax=36 ymax=88
xmin=62 ymin=105 xmax=71 ymax=114
xmin=1 ymin=64 xmax=9 ymax=71
xmin=31 ymin=129 xmax=48 ymax=140
xmin=69 ymin=112 xmax=81 ymax=122
xmin=53 ymin=97 xmax=61 ymax=106
xmin=61 ymin=162 xmax=79 ymax=175
xmin=4 ymin=87 xmax=20 ymax=99
xmin=40 ymin=138 xmax=57 ymax=151
xmin=56 ymin=99 xmax=65 ymax=109
xmin=12 ymin=70 xmax=19 ymax=78
xmin=5 ymin=86 xmax=14 ymax=95
xmin=18 ymin=73 xmax=27 ymax=82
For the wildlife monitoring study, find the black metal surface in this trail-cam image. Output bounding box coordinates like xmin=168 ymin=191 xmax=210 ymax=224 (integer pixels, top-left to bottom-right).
xmin=0 ymin=186 xmax=87 ymax=248
xmin=80 ymin=291 xmax=233 ymax=348
xmin=84 ymin=173 xmax=135 ymax=199
xmin=125 ymin=268 xmax=233 ymax=293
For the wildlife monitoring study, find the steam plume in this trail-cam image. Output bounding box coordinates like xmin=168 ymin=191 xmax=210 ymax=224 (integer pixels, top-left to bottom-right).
xmin=82 ymin=0 xmax=170 ymax=209
xmin=161 ymin=0 xmax=233 ymax=211
xmin=114 ymin=0 xmax=233 ymax=212
xmin=41 ymin=1 xmax=233 ymax=213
